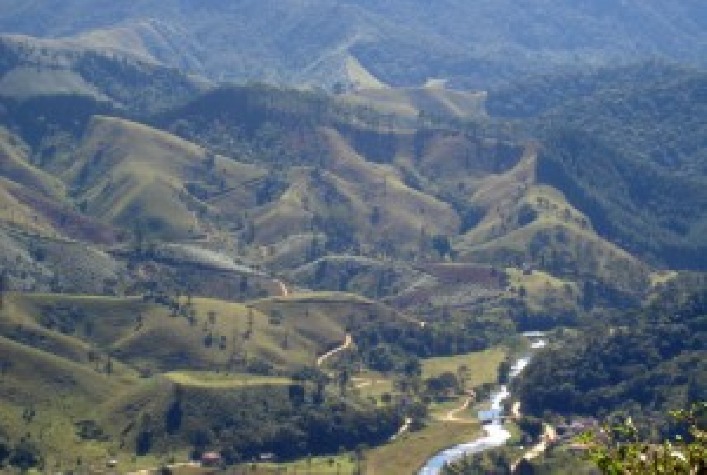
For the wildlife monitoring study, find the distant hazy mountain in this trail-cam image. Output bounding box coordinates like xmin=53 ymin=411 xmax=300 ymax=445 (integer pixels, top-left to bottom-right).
xmin=0 ymin=0 xmax=704 ymax=88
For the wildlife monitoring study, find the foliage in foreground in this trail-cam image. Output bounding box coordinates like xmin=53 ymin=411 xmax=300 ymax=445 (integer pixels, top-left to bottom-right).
xmin=581 ymin=403 xmax=706 ymax=474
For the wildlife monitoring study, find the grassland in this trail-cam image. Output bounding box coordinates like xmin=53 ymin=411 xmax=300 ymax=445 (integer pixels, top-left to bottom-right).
xmin=345 ymin=55 xmax=387 ymax=90
xmin=505 ymin=267 xmax=578 ymax=313
xmin=459 ymin=153 xmax=651 ymax=294
xmin=4 ymin=292 xmax=384 ymax=374
xmin=344 ymin=85 xmax=486 ymax=119
xmin=66 ymin=116 xmax=265 ymax=240
xmin=0 ymin=290 xmax=428 ymax=471
xmin=649 ymin=270 xmax=679 ymax=287
xmin=421 ymin=347 xmax=507 ymax=421
xmin=365 ymin=421 xmax=482 ymax=474
xmin=245 ymin=454 xmax=358 ymax=474
xmin=0 ymin=334 xmax=142 ymax=471
xmin=164 ymin=371 xmax=292 ymax=388
xmin=0 ymin=74 xmax=679 ymax=475
xmin=0 ymin=66 xmax=107 ymax=100
xmin=1 ymin=289 xmax=415 ymax=379
xmin=421 ymin=347 xmax=506 ymax=383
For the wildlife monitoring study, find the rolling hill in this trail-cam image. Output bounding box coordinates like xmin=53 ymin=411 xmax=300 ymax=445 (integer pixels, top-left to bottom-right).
xmin=0 ymin=1 xmax=704 ymax=89
xmin=0 ymin=290 xmax=414 ymax=469
xmin=0 ymin=34 xmax=208 ymax=114
xmin=0 ymin=46 xmax=702 ymax=470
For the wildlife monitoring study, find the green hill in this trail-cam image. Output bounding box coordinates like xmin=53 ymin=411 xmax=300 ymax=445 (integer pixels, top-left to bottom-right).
xmin=486 ymin=63 xmax=707 ymax=270
xmin=2 ymin=292 xmax=410 ymax=374
xmin=68 ymin=115 xmax=265 ymax=240
xmin=0 ymin=6 xmax=704 ymax=474
xmin=516 ymin=275 xmax=707 ymax=421
xmin=0 ymin=290 xmax=416 ymax=470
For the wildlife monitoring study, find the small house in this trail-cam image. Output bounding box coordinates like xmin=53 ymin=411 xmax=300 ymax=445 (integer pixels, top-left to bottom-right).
xmin=201 ymin=451 xmax=222 ymax=467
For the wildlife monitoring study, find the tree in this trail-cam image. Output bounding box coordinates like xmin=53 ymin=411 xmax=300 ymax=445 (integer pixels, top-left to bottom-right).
xmin=9 ymin=439 xmax=41 ymax=471
xmin=432 ymin=235 xmax=452 ymax=259
xmin=0 ymin=434 xmax=10 ymax=465
xmin=0 ymin=269 xmax=7 ymax=310
xmin=370 ymin=206 xmax=381 ymax=226
xmin=337 ymin=368 xmax=350 ymax=396
xmin=246 ymin=308 xmax=255 ymax=339
xmin=457 ymin=364 xmax=471 ymax=393
xmin=425 ymin=372 xmax=459 ymax=398
xmin=515 ymin=458 xmax=535 ymax=474
xmin=497 ymin=360 xmax=511 ymax=384
xmin=580 ymin=404 xmax=707 ymax=474
xmin=165 ymin=386 xmax=183 ymax=434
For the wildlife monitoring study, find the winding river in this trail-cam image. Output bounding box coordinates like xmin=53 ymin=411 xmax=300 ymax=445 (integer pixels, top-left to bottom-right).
xmin=418 ymin=333 xmax=547 ymax=475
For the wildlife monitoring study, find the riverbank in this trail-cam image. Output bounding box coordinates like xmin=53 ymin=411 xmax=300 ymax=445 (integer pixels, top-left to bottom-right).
xmin=417 ymin=334 xmax=547 ymax=474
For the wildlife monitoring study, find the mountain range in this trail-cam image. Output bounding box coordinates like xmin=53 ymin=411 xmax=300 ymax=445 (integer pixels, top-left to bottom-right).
xmin=0 ymin=2 xmax=705 ymax=472
xmin=0 ymin=0 xmax=705 ymax=88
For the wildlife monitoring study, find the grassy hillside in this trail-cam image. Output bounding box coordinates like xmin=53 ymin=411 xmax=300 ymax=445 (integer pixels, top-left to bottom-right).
xmin=0 ymin=78 xmax=668 ymax=318
xmin=254 ymin=127 xmax=459 ymax=254
xmin=455 ymin=145 xmax=650 ymax=306
xmin=344 ymin=86 xmax=486 ymax=119
xmin=0 ymin=290 xmax=420 ymax=470
xmin=3 ymin=291 xmax=415 ymax=374
xmin=0 ymin=9 xmax=703 ymax=474
xmin=0 ymin=335 xmax=134 ymax=469
xmin=0 ymin=34 xmax=207 ymax=114
xmin=68 ymin=116 xmax=264 ymax=240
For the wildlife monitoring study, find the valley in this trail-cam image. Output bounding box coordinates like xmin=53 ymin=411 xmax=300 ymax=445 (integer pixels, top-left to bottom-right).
xmin=0 ymin=3 xmax=704 ymax=473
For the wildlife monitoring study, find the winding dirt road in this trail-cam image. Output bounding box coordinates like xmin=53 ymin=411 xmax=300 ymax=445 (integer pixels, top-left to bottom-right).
xmin=316 ymin=333 xmax=353 ymax=366
xmin=440 ymin=395 xmax=475 ymax=423
xmin=390 ymin=417 xmax=413 ymax=441
xmin=511 ymin=423 xmax=557 ymax=471
xmin=274 ymin=279 xmax=289 ymax=297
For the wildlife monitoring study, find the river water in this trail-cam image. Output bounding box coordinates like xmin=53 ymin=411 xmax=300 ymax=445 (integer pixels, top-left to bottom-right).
xmin=418 ymin=334 xmax=546 ymax=475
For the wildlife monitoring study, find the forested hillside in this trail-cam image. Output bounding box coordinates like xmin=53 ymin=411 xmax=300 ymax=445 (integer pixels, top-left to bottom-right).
xmin=516 ymin=274 xmax=707 ymax=422
xmin=487 ymin=64 xmax=707 ymax=270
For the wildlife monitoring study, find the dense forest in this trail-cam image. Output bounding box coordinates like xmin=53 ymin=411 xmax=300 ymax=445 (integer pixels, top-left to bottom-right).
xmin=487 ymin=63 xmax=707 ymax=269
xmin=516 ymin=274 xmax=707 ymax=424
xmin=132 ymin=384 xmax=403 ymax=463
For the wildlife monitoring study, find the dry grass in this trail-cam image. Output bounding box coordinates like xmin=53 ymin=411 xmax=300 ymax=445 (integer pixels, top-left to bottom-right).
xmin=649 ymin=270 xmax=678 ymax=287
xmin=345 ymin=55 xmax=387 ymax=89
xmin=344 ymin=86 xmax=485 ymax=119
